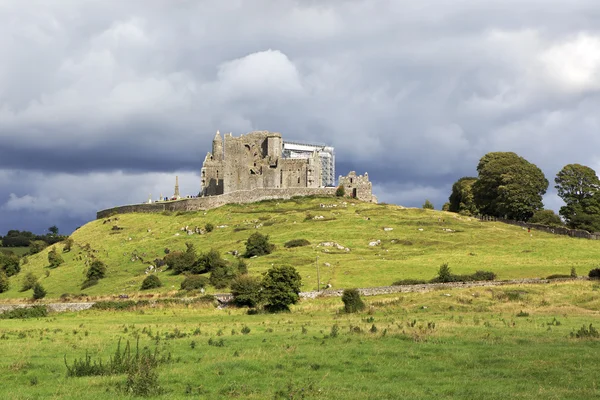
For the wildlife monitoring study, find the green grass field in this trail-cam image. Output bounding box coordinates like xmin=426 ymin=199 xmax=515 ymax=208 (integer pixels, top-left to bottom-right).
xmin=0 ymin=246 xmax=30 ymax=257
xmin=2 ymin=196 xmax=600 ymax=300
xmin=1 ymin=280 xmax=599 ymax=399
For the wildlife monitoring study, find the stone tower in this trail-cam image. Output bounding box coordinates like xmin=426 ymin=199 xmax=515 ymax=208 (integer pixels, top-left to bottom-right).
xmin=212 ymin=131 xmax=224 ymax=161
xmin=174 ymin=176 xmax=181 ymax=199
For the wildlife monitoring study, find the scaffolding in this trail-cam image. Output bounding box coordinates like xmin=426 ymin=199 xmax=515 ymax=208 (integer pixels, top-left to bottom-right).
xmin=282 ymin=140 xmax=336 ymax=187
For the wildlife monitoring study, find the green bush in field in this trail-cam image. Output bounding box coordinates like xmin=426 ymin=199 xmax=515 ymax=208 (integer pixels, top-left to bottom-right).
xmin=204 ymin=223 xmax=214 ymax=233
xmin=341 ymin=288 xmax=366 ymax=313
xmin=63 ymin=238 xmax=74 ymax=252
xmin=180 ymin=275 xmax=208 ymax=291
xmin=86 ymin=260 xmax=107 ymax=281
xmin=335 ymin=185 xmax=345 ymax=197
xmin=21 ymin=272 xmax=38 ymax=292
xmin=0 ymin=252 xmax=20 ymax=276
xmin=196 ymin=249 xmax=228 ymax=274
xmin=392 ymin=279 xmax=428 ymax=286
xmin=141 ymin=275 xmax=162 ymax=290
xmin=47 ymin=247 xmax=64 ymax=269
xmin=0 ymin=270 xmax=9 ymax=293
xmin=231 ymin=275 xmax=262 ymax=308
xmin=261 ymin=265 xmax=301 ymax=312
xmin=244 ymin=232 xmax=275 ymax=258
xmin=0 ymin=305 xmax=47 ymax=319
xmin=236 ymin=258 xmax=248 ymax=275
xmin=589 ymin=268 xmax=600 ymax=279
xmin=165 ymin=243 xmax=197 ymax=274
xmin=32 ymin=283 xmax=47 ymax=300
xmin=284 ymin=239 xmax=311 ymax=248
xmin=209 ymin=263 xmax=236 ymax=289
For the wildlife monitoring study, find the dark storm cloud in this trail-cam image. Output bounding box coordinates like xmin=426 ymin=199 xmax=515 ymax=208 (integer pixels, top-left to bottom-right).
xmin=2 ymin=0 xmax=600 ymax=234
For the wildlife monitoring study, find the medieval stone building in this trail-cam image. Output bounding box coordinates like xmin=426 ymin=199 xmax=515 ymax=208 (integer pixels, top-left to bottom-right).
xmin=201 ymin=131 xmax=322 ymax=196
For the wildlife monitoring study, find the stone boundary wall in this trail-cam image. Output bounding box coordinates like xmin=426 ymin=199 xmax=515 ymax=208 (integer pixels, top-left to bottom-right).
xmin=478 ymin=215 xmax=600 ymax=240
xmin=97 ymin=187 xmax=337 ymax=219
xmin=1 ymin=278 xmax=585 ymax=314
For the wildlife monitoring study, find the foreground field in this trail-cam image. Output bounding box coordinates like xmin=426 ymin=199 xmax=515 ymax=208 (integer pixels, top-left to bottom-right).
xmin=1 ymin=281 xmax=599 ymax=399
xmin=2 ymin=197 xmax=600 ymax=299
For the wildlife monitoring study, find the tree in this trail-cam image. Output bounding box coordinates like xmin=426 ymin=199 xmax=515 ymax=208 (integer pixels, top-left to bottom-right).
xmin=0 ymin=252 xmax=20 ymax=276
xmin=165 ymin=243 xmax=197 ymax=274
xmin=231 ymin=275 xmax=262 ymax=307
xmin=244 ymin=232 xmax=275 ymax=258
xmin=341 ymin=288 xmax=365 ymax=313
xmin=335 ymin=185 xmax=345 ymax=197
xmin=47 ymin=247 xmax=64 ymax=268
xmin=261 ymin=265 xmax=302 ymax=312
xmin=0 ymin=270 xmax=9 ymax=293
xmin=63 ymin=238 xmax=74 ymax=252
xmin=48 ymin=226 xmax=59 ymax=236
xmin=422 ymin=199 xmax=434 ymax=210
xmin=141 ymin=274 xmax=162 ymax=290
xmin=209 ymin=263 xmax=236 ymax=289
xmin=86 ymin=260 xmax=107 ymax=281
xmin=29 ymin=240 xmax=48 ymax=255
xmin=32 ymin=282 xmax=47 ymax=300
xmin=195 ymin=249 xmax=228 ymax=274
xmin=472 ymin=152 xmax=548 ymax=220
xmin=555 ymin=164 xmax=600 ymax=230
xmin=529 ymin=209 xmax=563 ymax=226
xmin=448 ymin=177 xmax=478 ymax=215
xmin=21 ymin=272 xmax=38 ymax=292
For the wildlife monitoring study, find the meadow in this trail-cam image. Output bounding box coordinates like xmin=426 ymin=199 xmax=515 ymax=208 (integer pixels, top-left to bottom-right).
xmin=1 ymin=280 xmax=599 ymax=399
xmin=2 ymin=196 xmax=600 ymax=299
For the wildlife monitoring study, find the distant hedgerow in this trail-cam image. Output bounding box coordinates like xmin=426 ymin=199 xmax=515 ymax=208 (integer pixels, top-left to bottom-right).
xmin=284 ymin=239 xmax=311 ymax=248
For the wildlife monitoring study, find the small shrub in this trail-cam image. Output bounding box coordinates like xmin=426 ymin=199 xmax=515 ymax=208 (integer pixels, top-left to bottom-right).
xmin=180 ymin=275 xmax=208 ymax=291
xmin=0 ymin=270 xmax=9 ymax=293
xmin=342 ymin=288 xmax=366 ymax=313
xmin=21 ymin=272 xmax=38 ymax=292
xmin=231 ymin=275 xmax=262 ymax=308
xmin=516 ymin=310 xmax=529 ymax=317
xmin=241 ymin=326 xmax=251 ymax=335
xmin=370 ymin=324 xmax=378 ymax=333
xmin=32 ymin=283 xmax=47 ymax=300
xmin=432 ymin=263 xmax=453 ymax=283
xmin=422 ymin=199 xmax=434 ymax=209
xmin=284 ymin=239 xmax=311 ymax=248
xmin=330 ymin=324 xmax=339 ymax=338
xmin=571 ymin=324 xmax=600 ymax=339
xmin=571 ymin=267 xmax=577 ymax=278
xmin=86 ymin=260 xmax=107 ymax=281
xmin=244 ymin=232 xmax=275 ymax=258
xmin=0 ymin=305 xmax=47 ymax=319
xmin=141 ymin=275 xmax=162 ymax=290
xmin=204 ymin=223 xmax=214 ymax=233
xmin=63 ymin=238 xmax=74 ymax=253
xmin=546 ymin=274 xmax=571 ymax=280
xmin=469 ymin=270 xmax=496 ymax=281
xmin=335 ymin=185 xmax=345 ymax=197
xmin=588 ymin=268 xmax=600 ymax=279
xmin=236 ymin=258 xmax=248 ymax=275
xmin=392 ymin=279 xmax=428 ymax=286
xmin=47 ymin=247 xmax=64 ymax=269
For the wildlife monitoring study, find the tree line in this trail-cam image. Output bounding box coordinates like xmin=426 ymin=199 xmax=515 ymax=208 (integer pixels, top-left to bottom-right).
xmin=444 ymin=152 xmax=600 ymax=232
xmin=1 ymin=226 xmax=67 ymax=248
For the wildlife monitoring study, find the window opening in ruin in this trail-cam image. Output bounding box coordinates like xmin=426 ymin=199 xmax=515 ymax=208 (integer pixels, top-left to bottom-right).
xmin=298 ymin=177 xmax=300 ymax=184
xmin=352 ymin=188 xmax=357 ymax=198
xmin=280 ymin=170 xmax=283 ymax=185
xmin=245 ymin=144 xmax=251 ymax=151
xmin=350 ymin=178 xmax=353 ymax=184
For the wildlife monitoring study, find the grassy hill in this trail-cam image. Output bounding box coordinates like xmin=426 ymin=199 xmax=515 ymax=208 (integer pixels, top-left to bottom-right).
xmin=2 ymin=196 xmax=598 ymax=300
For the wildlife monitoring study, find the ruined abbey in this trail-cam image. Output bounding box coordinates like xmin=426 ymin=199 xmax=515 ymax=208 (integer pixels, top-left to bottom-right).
xmin=97 ymin=130 xmax=376 ymax=218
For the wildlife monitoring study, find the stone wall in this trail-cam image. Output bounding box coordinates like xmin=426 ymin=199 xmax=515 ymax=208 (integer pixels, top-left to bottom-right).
xmin=479 ymin=215 xmax=600 ymax=240
xmin=98 ymin=187 xmax=337 ymax=219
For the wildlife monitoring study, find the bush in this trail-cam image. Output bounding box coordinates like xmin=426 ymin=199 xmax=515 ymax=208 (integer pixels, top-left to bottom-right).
xmin=571 ymin=267 xmax=577 ymax=278
xmin=392 ymin=279 xmax=428 ymax=286
xmin=0 ymin=252 xmax=20 ymax=276
xmin=342 ymin=288 xmax=366 ymax=313
xmin=165 ymin=243 xmax=197 ymax=274
xmin=47 ymin=247 xmax=64 ymax=268
xmin=422 ymin=199 xmax=434 ymax=209
xmin=21 ymin=272 xmax=38 ymax=292
xmin=29 ymin=240 xmax=48 ymax=255
xmin=32 ymin=283 xmax=47 ymax=300
xmin=589 ymin=268 xmax=600 ymax=279
xmin=180 ymin=275 xmax=208 ymax=291
xmin=204 ymin=223 xmax=214 ymax=233
xmin=236 ymin=258 xmax=248 ymax=275
xmin=63 ymin=238 xmax=74 ymax=252
xmin=335 ymin=185 xmax=345 ymax=197
xmin=81 ymin=279 xmax=98 ymax=289
xmin=0 ymin=270 xmax=9 ymax=293
xmin=86 ymin=260 xmax=107 ymax=281
xmin=284 ymin=239 xmax=311 ymax=248
xmin=431 ymin=263 xmax=454 ymax=283
xmin=571 ymin=324 xmax=600 ymax=339
xmin=141 ymin=275 xmax=162 ymax=290
xmin=546 ymin=274 xmax=571 ymax=280
xmin=231 ymin=275 xmax=262 ymax=308
xmin=261 ymin=265 xmax=302 ymax=312
xmin=244 ymin=232 xmax=275 ymax=258
xmin=469 ymin=270 xmax=496 ymax=281
xmin=209 ymin=264 xmax=236 ymax=289
xmin=0 ymin=305 xmax=47 ymax=319
xmin=196 ymin=249 xmax=228 ymax=274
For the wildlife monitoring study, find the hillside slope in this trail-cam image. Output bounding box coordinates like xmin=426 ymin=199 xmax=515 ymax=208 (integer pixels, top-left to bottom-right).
xmin=2 ymin=196 xmax=598 ymax=299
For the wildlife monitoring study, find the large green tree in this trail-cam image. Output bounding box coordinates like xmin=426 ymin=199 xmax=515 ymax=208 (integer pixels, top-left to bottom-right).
xmin=555 ymin=164 xmax=600 ymax=231
xmin=448 ymin=177 xmax=478 ymax=215
xmin=261 ymin=265 xmax=302 ymax=312
xmin=472 ymin=152 xmax=548 ymax=220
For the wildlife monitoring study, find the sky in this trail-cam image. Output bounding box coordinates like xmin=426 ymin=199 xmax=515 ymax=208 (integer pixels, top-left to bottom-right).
xmin=2 ymin=0 xmax=600 ymax=236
